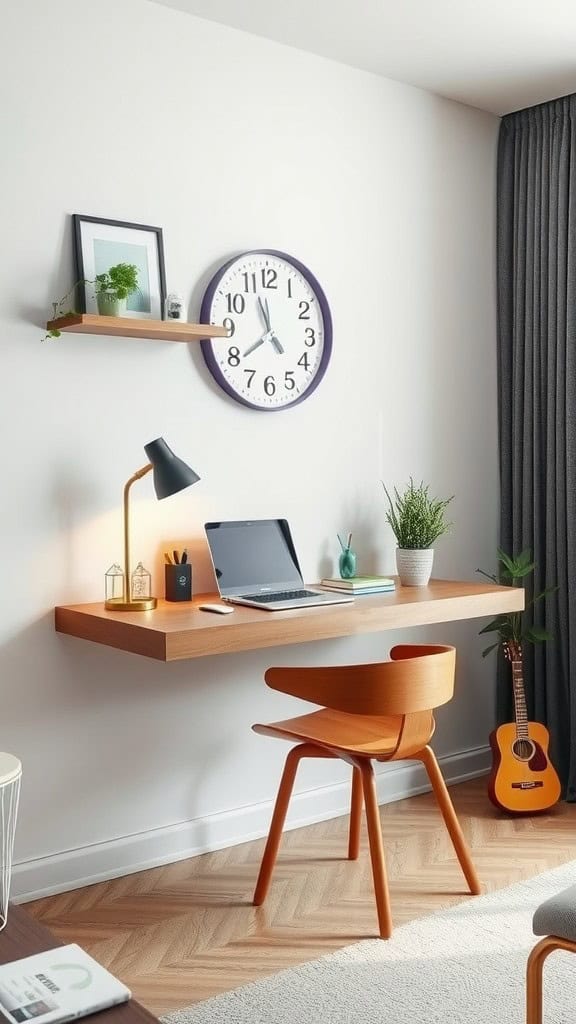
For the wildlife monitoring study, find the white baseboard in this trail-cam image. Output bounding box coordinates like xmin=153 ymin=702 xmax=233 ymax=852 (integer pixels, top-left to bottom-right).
xmin=12 ymin=744 xmax=490 ymax=903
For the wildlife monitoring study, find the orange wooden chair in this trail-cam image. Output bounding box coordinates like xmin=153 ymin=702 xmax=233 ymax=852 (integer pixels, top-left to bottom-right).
xmin=252 ymin=644 xmax=480 ymax=938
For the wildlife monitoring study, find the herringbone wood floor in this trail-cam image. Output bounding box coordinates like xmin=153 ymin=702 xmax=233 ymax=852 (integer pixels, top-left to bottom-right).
xmin=27 ymin=777 xmax=576 ymax=1016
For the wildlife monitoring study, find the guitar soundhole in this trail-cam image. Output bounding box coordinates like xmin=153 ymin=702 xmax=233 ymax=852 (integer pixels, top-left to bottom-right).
xmin=512 ymin=738 xmax=536 ymax=761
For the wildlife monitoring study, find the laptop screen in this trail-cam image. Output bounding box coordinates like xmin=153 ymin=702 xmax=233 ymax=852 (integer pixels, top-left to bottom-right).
xmin=205 ymin=519 xmax=304 ymax=596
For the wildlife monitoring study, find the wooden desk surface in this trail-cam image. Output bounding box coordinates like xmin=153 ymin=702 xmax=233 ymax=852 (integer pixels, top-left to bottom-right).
xmin=0 ymin=905 xmax=156 ymax=1024
xmin=55 ymin=579 xmax=524 ymax=662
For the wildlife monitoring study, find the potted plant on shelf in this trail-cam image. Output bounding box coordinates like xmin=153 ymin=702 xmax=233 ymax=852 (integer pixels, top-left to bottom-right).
xmin=94 ymin=263 xmax=139 ymax=316
xmin=382 ymin=478 xmax=453 ymax=586
xmin=43 ymin=263 xmax=139 ymax=339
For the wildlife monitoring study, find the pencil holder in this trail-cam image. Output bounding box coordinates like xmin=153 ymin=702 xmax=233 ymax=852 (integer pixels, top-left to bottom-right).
xmin=165 ymin=563 xmax=192 ymax=601
xmin=339 ymin=548 xmax=357 ymax=579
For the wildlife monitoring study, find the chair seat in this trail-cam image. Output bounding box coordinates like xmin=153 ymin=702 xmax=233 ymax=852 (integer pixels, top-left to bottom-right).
xmin=253 ymin=708 xmax=402 ymax=756
xmin=533 ymin=884 xmax=576 ymax=942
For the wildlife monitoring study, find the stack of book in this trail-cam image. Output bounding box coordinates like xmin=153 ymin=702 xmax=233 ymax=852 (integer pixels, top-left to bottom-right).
xmin=320 ymin=575 xmax=396 ymax=595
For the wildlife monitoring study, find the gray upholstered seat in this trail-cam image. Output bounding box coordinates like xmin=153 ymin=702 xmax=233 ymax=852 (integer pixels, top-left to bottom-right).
xmin=533 ymin=883 xmax=576 ymax=941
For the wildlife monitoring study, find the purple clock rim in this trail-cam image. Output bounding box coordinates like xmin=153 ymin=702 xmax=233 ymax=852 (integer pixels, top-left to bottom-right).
xmin=199 ymin=249 xmax=333 ymax=412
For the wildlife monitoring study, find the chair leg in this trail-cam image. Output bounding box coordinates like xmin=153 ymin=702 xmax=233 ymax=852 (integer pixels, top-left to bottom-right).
xmin=526 ymin=936 xmax=576 ymax=1024
xmin=253 ymin=743 xmax=322 ymax=906
xmin=418 ymin=745 xmax=481 ymax=895
xmin=358 ymin=760 xmax=392 ymax=938
xmin=348 ymin=766 xmax=363 ymax=860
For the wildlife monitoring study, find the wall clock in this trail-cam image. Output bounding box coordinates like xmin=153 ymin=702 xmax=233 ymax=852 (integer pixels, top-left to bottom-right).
xmin=199 ymin=250 xmax=332 ymax=410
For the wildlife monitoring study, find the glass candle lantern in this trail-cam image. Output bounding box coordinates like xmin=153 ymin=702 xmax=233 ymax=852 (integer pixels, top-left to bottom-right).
xmin=105 ymin=563 xmax=125 ymax=603
xmin=164 ymin=292 xmax=186 ymax=321
xmin=131 ymin=562 xmax=152 ymax=601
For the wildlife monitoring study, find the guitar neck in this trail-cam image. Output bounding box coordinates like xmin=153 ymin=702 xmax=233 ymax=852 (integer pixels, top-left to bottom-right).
xmin=511 ymin=657 xmax=529 ymax=738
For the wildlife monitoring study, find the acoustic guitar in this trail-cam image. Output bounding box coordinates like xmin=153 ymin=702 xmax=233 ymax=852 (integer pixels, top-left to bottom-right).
xmin=488 ymin=640 xmax=561 ymax=813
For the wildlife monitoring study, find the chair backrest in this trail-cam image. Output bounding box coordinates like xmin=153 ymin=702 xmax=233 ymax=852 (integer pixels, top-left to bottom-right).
xmin=264 ymin=645 xmax=456 ymax=716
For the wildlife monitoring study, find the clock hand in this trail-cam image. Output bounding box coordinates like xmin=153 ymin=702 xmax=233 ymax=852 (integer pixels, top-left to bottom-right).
xmin=242 ymin=335 xmax=266 ymax=358
xmin=242 ymin=329 xmax=274 ymax=358
xmin=258 ymin=296 xmax=284 ymax=353
xmin=257 ymin=295 xmax=271 ymax=331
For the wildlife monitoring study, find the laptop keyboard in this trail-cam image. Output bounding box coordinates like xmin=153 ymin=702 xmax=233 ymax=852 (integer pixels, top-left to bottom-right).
xmin=242 ymin=589 xmax=319 ymax=603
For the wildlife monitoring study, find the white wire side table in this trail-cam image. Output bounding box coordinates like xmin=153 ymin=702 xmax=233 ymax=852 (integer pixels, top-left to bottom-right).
xmin=0 ymin=753 xmax=21 ymax=930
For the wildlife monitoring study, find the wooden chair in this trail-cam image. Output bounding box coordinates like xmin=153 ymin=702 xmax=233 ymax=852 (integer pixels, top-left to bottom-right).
xmin=526 ymin=883 xmax=576 ymax=1024
xmin=252 ymin=644 xmax=480 ymax=938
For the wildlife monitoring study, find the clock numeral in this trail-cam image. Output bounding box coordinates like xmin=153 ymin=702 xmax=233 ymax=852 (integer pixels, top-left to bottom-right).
xmin=298 ymin=352 xmax=310 ymax=371
xmin=223 ymin=317 xmax=235 ymax=336
xmin=287 ymin=278 xmax=293 ymax=299
xmin=284 ymin=371 xmax=295 ymax=390
xmin=261 ymin=268 xmax=277 ymax=289
xmin=227 ymin=346 xmax=241 ymax=367
xmin=242 ymin=271 xmax=257 ymax=293
xmin=298 ymin=300 xmax=311 ymax=320
xmin=226 ymin=293 xmax=245 ymax=315
xmin=243 ymin=369 xmax=256 ymax=388
xmin=304 ymin=327 xmax=316 ymax=347
xmin=264 ymin=375 xmax=276 ymax=396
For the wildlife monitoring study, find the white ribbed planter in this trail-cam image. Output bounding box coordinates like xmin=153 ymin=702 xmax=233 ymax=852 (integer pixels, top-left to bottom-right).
xmin=396 ymin=547 xmax=434 ymax=586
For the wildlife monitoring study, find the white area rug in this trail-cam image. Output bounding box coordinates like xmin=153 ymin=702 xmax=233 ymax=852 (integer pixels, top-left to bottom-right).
xmin=162 ymin=860 xmax=576 ymax=1024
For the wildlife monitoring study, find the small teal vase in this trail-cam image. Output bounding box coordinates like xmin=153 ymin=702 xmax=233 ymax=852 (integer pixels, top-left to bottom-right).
xmin=339 ymin=548 xmax=357 ymax=579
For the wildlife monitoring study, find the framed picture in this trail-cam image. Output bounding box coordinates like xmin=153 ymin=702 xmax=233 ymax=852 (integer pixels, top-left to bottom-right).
xmin=73 ymin=215 xmax=166 ymax=319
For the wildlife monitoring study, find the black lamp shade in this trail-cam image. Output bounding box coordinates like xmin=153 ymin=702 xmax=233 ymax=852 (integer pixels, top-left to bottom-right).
xmin=144 ymin=437 xmax=200 ymax=500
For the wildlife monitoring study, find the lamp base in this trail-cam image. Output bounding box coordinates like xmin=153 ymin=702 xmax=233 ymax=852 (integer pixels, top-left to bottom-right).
xmin=105 ymin=597 xmax=158 ymax=612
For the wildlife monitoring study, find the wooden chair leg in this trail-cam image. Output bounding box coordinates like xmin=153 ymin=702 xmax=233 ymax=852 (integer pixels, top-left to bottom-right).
xmin=418 ymin=745 xmax=481 ymax=895
xmin=358 ymin=760 xmax=392 ymax=938
xmin=348 ymin=766 xmax=363 ymax=860
xmin=526 ymin=936 xmax=576 ymax=1024
xmin=253 ymin=743 xmax=325 ymax=906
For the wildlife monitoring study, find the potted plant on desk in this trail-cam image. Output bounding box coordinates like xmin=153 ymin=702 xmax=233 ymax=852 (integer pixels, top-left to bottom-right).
xmin=382 ymin=478 xmax=453 ymax=586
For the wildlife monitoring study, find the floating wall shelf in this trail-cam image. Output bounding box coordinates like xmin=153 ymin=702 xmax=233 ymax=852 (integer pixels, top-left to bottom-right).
xmin=46 ymin=313 xmax=229 ymax=344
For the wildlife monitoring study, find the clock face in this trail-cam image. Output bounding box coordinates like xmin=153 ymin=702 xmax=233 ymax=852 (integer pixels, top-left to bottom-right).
xmin=200 ymin=250 xmax=332 ymax=410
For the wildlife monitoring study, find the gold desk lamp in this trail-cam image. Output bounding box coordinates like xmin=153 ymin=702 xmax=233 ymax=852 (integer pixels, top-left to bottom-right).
xmin=105 ymin=437 xmax=200 ymax=612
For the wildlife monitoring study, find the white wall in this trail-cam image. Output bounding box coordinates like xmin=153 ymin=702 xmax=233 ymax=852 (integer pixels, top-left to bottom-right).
xmin=0 ymin=0 xmax=500 ymax=899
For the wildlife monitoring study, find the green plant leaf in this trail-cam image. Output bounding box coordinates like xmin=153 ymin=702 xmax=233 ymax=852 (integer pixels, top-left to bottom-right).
xmin=528 ymin=585 xmax=558 ymax=608
xmin=496 ymin=546 xmax=535 ymax=581
xmin=481 ymin=642 xmax=500 ymax=658
xmin=475 ymin=567 xmax=498 ymax=583
xmin=524 ymin=624 xmax=553 ymax=643
xmin=478 ymin=616 xmax=508 ymax=634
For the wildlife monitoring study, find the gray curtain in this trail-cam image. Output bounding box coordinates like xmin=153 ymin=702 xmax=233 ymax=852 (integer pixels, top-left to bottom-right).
xmin=497 ymin=94 xmax=576 ymax=800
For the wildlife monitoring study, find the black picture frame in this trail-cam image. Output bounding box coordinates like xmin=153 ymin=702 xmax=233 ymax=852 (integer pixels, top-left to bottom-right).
xmin=72 ymin=214 xmax=167 ymax=319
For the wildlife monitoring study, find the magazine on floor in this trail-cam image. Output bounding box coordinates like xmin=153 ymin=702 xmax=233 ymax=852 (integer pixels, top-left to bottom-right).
xmin=0 ymin=944 xmax=130 ymax=1024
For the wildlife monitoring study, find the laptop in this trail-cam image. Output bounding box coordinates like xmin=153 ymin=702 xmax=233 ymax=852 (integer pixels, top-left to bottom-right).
xmin=204 ymin=519 xmax=354 ymax=611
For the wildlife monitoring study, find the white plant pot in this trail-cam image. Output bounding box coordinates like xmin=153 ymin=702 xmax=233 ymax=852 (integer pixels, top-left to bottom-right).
xmin=396 ymin=548 xmax=434 ymax=587
xmin=97 ymin=292 xmax=127 ymax=317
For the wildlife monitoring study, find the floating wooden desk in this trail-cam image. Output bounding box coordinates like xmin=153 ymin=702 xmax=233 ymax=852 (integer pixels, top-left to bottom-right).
xmin=55 ymin=579 xmax=524 ymax=662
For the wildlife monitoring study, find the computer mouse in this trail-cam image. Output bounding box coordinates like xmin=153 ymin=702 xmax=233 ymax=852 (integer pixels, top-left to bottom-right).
xmin=198 ymin=603 xmax=235 ymax=614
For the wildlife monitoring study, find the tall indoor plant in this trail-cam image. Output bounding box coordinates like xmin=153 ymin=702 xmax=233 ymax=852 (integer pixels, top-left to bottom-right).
xmin=476 ymin=548 xmax=554 ymax=657
xmin=476 ymin=549 xmax=560 ymax=813
xmin=383 ymin=478 xmax=453 ymax=586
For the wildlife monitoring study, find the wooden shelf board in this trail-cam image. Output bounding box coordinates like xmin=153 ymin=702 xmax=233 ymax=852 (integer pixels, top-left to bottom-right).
xmin=55 ymin=579 xmax=525 ymax=662
xmin=46 ymin=313 xmax=229 ymax=343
